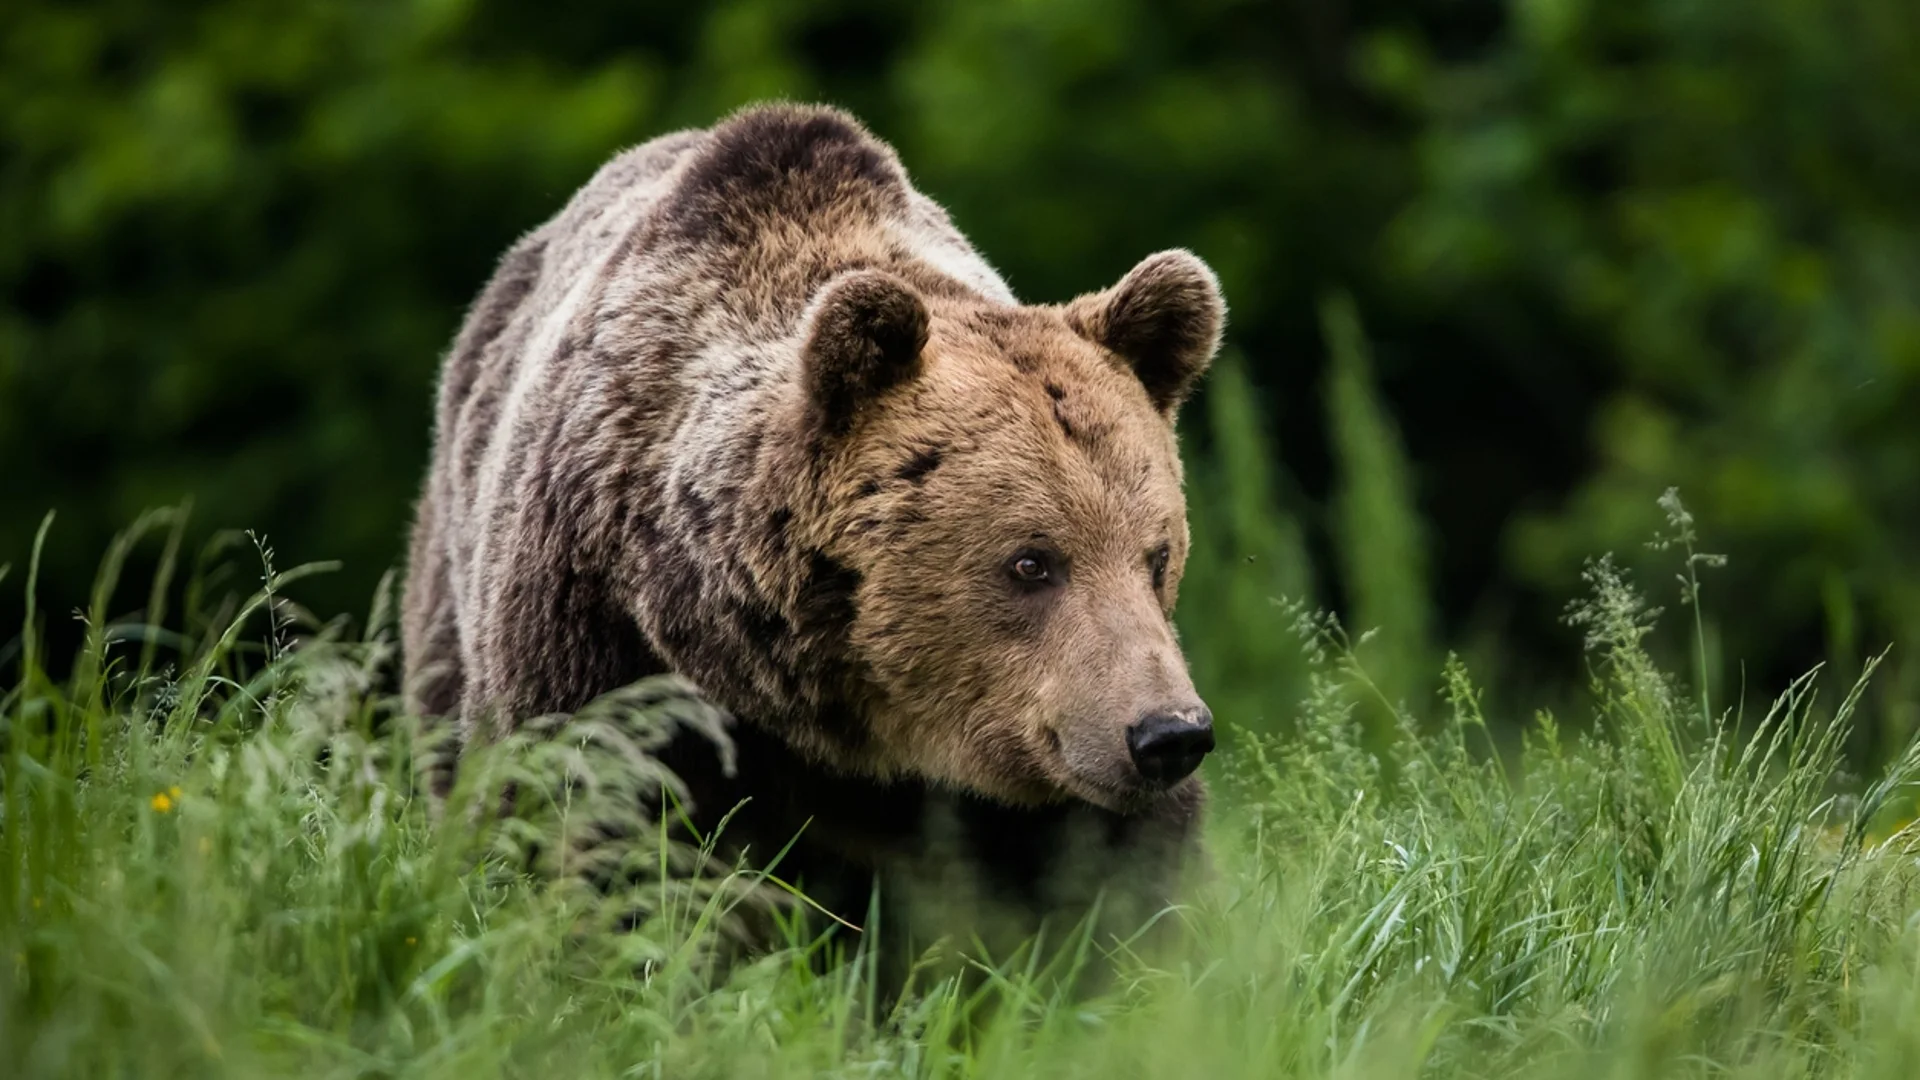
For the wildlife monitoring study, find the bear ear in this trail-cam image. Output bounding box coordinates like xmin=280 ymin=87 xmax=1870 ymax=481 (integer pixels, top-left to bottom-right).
xmin=1060 ymin=250 xmax=1225 ymax=416
xmin=802 ymin=269 xmax=930 ymax=435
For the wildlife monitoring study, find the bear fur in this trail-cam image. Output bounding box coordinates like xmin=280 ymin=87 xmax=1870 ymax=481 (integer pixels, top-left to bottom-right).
xmin=402 ymin=102 xmax=1226 ymax=959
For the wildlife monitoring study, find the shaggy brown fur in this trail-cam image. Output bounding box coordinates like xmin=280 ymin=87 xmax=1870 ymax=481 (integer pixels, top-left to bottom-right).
xmin=402 ymin=102 xmax=1227 ymax=955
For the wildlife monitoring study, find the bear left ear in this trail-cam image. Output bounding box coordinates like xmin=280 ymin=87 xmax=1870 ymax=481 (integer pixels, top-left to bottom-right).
xmin=802 ymin=269 xmax=931 ymax=435
xmin=1060 ymin=250 xmax=1225 ymax=416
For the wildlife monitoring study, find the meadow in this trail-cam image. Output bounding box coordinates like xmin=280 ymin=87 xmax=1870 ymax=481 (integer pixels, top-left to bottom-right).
xmin=9 ymin=3 xmax=1920 ymax=1075
xmin=4 ymin=479 xmax=1919 ymax=1078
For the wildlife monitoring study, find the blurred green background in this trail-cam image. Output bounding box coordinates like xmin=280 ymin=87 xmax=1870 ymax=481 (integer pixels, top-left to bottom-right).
xmin=5 ymin=0 xmax=1917 ymax=759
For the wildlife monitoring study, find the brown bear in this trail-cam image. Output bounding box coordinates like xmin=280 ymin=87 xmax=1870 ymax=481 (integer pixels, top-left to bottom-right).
xmin=401 ymin=102 xmax=1225 ymax=965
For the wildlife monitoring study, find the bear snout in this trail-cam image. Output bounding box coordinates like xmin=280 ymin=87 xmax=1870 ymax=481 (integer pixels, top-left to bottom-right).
xmin=1124 ymin=705 xmax=1215 ymax=787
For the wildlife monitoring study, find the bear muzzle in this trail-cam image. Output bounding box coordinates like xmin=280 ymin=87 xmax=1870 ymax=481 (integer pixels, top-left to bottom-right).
xmin=1125 ymin=705 xmax=1215 ymax=787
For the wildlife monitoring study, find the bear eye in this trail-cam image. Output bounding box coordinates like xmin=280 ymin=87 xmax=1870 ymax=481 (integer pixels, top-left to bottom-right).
xmin=1007 ymin=549 xmax=1054 ymax=587
xmin=1150 ymin=543 xmax=1172 ymax=589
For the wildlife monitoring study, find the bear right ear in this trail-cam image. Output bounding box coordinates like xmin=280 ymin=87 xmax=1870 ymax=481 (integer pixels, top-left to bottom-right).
xmin=1059 ymin=249 xmax=1225 ymax=416
xmin=801 ymin=269 xmax=930 ymax=435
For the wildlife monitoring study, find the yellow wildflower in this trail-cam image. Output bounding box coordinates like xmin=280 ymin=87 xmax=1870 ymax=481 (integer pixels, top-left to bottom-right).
xmin=169 ymin=785 xmax=182 ymax=799
xmin=150 ymin=792 xmax=173 ymax=813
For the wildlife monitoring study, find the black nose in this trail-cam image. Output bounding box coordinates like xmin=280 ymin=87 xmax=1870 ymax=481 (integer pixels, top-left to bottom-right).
xmin=1126 ymin=707 xmax=1215 ymax=786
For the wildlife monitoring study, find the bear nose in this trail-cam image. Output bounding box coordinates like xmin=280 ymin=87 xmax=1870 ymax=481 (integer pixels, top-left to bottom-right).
xmin=1126 ymin=707 xmax=1215 ymax=787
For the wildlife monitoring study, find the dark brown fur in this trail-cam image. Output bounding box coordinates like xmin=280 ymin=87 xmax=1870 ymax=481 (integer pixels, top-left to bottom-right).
xmin=402 ymin=102 xmax=1227 ymax=956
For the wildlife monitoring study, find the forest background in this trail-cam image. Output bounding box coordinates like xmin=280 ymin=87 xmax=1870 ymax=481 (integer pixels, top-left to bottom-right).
xmin=5 ymin=0 xmax=1918 ymax=764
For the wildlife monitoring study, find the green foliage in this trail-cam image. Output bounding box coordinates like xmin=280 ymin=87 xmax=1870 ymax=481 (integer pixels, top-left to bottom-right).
xmin=1323 ymin=293 xmax=1437 ymax=729
xmin=1181 ymin=301 xmax=1440 ymax=754
xmin=0 ymin=0 xmax=683 ymax=630
xmin=1179 ymin=350 xmax=1314 ymax=738
xmin=1369 ymin=0 xmax=1920 ymax=751
xmin=7 ymin=509 xmax=1920 ymax=1078
xmin=6 ymin=0 xmax=1920 ymax=765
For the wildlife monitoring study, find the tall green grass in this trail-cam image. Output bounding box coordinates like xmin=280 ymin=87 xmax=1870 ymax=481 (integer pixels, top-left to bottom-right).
xmin=1181 ymin=297 xmax=1438 ymax=749
xmin=5 ymin=485 xmax=1919 ymax=1077
xmin=1322 ymin=293 xmax=1436 ymax=730
xmin=1181 ymin=346 xmax=1317 ymax=737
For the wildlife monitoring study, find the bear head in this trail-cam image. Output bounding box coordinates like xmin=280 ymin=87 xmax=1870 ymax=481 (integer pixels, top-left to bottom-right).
xmin=791 ymin=249 xmax=1226 ymax=814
